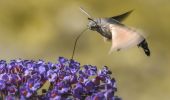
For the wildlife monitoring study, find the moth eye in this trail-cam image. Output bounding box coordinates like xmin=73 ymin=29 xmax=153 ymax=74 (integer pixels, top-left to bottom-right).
xmin=90 ymin=26 xmax=97 ymax=30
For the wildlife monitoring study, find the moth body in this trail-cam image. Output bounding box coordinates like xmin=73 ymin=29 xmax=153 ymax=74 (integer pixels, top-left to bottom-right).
xmin=82 ymin=8 xmax=151 ymax=56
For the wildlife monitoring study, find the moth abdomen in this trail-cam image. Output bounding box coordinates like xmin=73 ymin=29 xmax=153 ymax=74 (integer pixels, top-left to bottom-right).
xmin=138 ymin=39 xmax=150 ymax=56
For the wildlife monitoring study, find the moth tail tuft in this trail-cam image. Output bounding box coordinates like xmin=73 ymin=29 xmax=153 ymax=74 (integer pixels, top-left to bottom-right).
xmin=138 ymin=39 xmax=150 ymax=56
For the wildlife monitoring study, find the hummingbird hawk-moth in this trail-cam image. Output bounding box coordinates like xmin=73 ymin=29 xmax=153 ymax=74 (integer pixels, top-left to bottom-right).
xmin=80 ymin=7 xmax=150 ymax=56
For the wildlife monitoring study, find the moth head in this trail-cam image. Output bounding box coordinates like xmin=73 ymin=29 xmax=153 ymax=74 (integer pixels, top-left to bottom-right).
xmin=88 ymin=18 xmax=98 ymax=31
xmin=79 ymin=7 xmax=99 ymax=31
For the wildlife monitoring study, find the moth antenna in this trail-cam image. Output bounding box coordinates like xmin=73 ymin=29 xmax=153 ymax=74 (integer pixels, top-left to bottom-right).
xmin=71 ymin=28 xmax=88 ymax=60
xmin=87 ymin=18 xmax=98 ymax=26
xmin=80 ymin=7 xmax=92 ymax=18
xmin=79 ymin=7 xmax=98 ymax=28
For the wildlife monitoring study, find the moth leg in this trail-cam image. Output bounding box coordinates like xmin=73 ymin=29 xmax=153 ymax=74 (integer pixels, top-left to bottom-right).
xmin=117 ymin=48 xmax=121 ymax=51
xmin=103 ymin=37 xmax=111 ymax=42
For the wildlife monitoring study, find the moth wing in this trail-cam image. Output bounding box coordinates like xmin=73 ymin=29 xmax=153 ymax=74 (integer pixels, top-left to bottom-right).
xmin=109 ymin=24 xmax=144 ymax=53
xmin=111 ymin=10 xmax=133 ymax=22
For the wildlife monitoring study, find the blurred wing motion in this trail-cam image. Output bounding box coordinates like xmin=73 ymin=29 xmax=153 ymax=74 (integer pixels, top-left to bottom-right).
xmin=109 ymin=24 xmax=144 ymax=53
xmin=111 ymin=10 xmax=133 ymax=22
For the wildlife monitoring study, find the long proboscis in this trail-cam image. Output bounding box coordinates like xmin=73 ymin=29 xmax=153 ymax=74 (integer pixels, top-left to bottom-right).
xmin=71 ymin=28 xmax=88 ymax=60
xmin=71 ymin=7 xmax=98 ymax=60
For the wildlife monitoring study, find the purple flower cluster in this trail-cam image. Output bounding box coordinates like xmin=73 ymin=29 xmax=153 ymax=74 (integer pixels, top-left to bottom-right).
xmin=0 ymin=57 xmax=121 ymax=100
